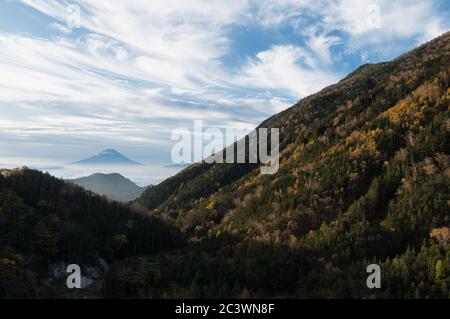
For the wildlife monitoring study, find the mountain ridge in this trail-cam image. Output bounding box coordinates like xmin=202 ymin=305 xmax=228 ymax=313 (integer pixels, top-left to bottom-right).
xmin=71 ymin=149 xmax=142 ymax=166
xmin=137 ymin=31 xmax=450 ymax=212
xmin=69 ymin=172 xmax=146 ymax=202
xmin=131 ymin=31 xmax=450 ymax=298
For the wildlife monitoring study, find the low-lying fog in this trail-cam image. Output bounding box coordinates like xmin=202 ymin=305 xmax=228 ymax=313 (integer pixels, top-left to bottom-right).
xmin=0 ymin=158 xmax=185 ymax=187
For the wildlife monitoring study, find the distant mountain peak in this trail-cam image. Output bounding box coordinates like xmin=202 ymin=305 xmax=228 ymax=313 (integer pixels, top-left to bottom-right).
xmin=69 ymin=172 xmax=146 ymax=202
xmin=98 ymin=149 xmax=121 ymax=156
xmin=71 ymin=149 xmax=142 ymax=166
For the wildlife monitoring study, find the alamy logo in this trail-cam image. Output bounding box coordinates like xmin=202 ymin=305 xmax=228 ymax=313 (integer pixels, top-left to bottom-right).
xmin=66 ymin=264 xmax=81 ymax=289
xmin=66 ymin=4 xmax=81 ymax=29
xmin=366 ymin=264 xmax=381 ymax=289
xmin=366 ymin=4 xmax=381 ymax=29
xmin=171 ymin=120 xmax=279 ymax=174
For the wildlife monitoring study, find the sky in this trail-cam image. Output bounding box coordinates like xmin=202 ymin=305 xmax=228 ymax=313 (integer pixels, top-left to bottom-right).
xmin=0 ymin=0 xmax=449 ymax=174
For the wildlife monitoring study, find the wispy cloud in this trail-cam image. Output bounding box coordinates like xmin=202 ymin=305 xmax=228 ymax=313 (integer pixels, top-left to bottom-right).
xmin=323 ymin=0 xmax=447 ymax=43
xmin=0 ymin=0 xmax=448 ymax=165
xmin=237 ymin=44 xmax=339 ymax=98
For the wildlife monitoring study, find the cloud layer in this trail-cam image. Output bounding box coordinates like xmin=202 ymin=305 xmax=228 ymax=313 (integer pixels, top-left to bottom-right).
xmin=0 ymin=0 xmax=449 ymax=164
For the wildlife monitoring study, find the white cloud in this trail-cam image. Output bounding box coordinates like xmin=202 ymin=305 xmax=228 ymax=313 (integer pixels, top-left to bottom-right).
xmin=1 ymin=0 xmax=448 ymax=165
xmin=0 ymin=32 xmax=237 ymax=158
xmin=51 ymin=22 xmax=72 ymax=34
xmin=0 ymin=33 xmax=233 ymax=118
xmin=305 ymin=31 xmax=340 ymax=65
xmin=323 ymin=0 xmax=448 ymax=45
xmin=237 ymin=45 xmax=339 ymax=98
xmin=251 ymin=0 xmax=449 ymax=55
xmin=20 ymin=0 xmax=250 ymax=90
xmin=16 ymin=0 xmax=449 ymax=99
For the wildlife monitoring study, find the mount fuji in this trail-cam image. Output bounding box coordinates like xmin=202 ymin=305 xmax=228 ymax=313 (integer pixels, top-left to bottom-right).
xmin=71 ymin=149 xmax=142 ymax=166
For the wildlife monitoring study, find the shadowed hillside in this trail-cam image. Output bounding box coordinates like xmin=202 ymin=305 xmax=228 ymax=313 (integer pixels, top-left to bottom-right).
xmin=0 ymin=168 xmax=184 ymax=298
xmin=70 ymin=173 xmax=146 ymax=202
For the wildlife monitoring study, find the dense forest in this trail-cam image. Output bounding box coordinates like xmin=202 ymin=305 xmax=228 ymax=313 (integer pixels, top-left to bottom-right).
xmin=0 ymin=169 xmax=184 ymax=298
xmin=1 ymin=32 xmax=449 ymax=298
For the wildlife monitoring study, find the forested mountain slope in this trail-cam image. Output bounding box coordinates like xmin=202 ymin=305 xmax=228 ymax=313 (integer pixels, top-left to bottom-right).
xmin=70 ymin=173 xmax=145 ymax=202
xmin=132 ymin=32 xmax=450 ymax=298
xmin=0 ymin=168 xmax=184 ymax=298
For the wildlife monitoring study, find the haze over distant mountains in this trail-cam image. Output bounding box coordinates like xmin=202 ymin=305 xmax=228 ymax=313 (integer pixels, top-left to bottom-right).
xmin=68 ymin=149 xmax=147 ymax=201
xmin=71 ymin=149 xmax=142 ymax=166
xmin=70 ymin=173 xmax=147 ymax=202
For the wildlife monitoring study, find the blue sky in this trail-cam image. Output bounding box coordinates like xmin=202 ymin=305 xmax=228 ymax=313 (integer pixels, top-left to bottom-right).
xmin=0 ymin=0 xmax=449 ymax=166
